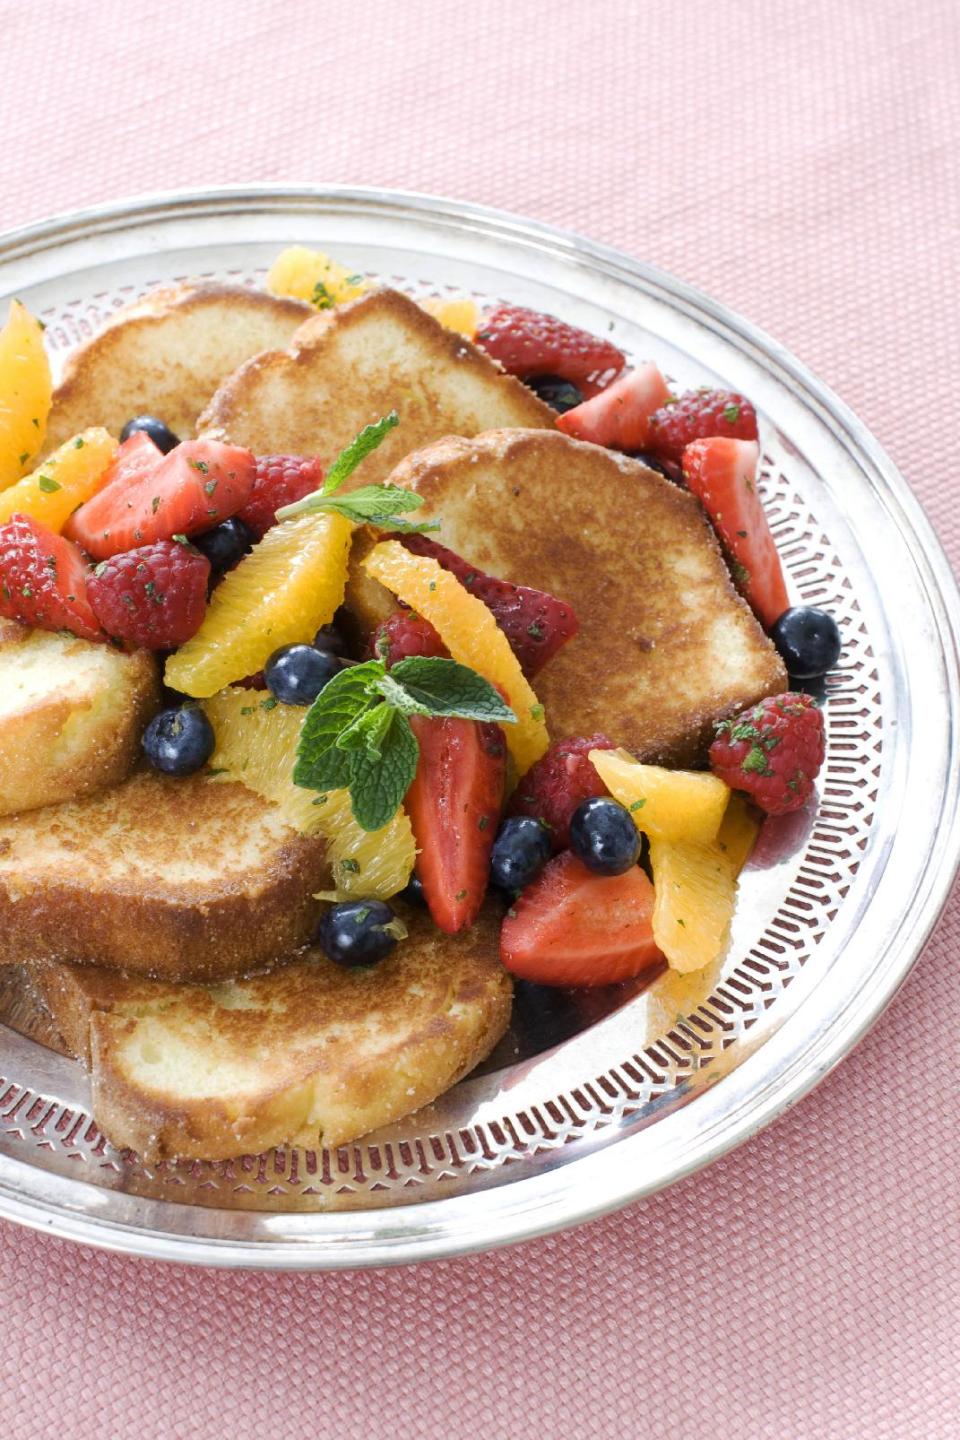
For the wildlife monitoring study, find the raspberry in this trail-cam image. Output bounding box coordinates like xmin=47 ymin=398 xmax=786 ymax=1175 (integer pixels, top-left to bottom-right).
xmin=373 ymin=610 xmax=447 ymax=666
xmin=88 ymin=540 xmax=211 ymax=650
xmin=0 ymin=513 xmax=100 ymax=641
xmin=239 ymin=455 xmax=324 ymax=540
xmin=475 ymin=304 xmax=625 ymax=396
xmin=647 ymin=390 xmax=758 ymax=468
xmin=508 ymin=734 xmax=616 ymax=850
xmin=709 ymin=692 xmax=825 ymax=815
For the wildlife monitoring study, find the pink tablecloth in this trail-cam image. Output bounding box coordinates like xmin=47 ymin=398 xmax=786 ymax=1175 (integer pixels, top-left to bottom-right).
xmin=2 ymin=1 xmax=958 ymax=1435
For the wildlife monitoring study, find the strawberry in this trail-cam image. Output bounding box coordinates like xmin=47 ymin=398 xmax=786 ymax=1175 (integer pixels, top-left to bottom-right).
xmin=647 ymin=389 xmax=758 ymax=468
xmin=0 ymin=513 xmax=100 ymax=640
xmin=401 ymin=536 xmax=578 ymax=678
xmin=709 ymin=691 xmax=825 ymax=815
xmin=373 ymin=609 xmax=447 ymax=665
xmin=500 ymin=851 xmax=661 ymax=986
xmin=88 ymin=540 xmax=211 ymax=650
xmin=405 ymin=714 xmax=506 ymax=934
xmin=66 ymin=439 xmax=256 ymax=560
xmin=238 ymin=454 xmax=324 ymax=540
xmin=555 ymin=363 xmax=672 ymax=450
xmin=475 ymin=303 xmax=625 ymax=397
xmin=682 ymin=438 xmax=789 ymax=629
xmin=508 ymin=734 xmax=615 ymax=850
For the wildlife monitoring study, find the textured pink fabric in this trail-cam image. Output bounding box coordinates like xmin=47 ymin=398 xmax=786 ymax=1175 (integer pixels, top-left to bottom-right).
xmin=1 ymin=1 xmax=959 ymax=1435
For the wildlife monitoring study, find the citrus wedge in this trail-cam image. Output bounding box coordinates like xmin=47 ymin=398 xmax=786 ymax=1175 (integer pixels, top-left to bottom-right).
xmin=203 ymin=686 xmax=415 ymax=899
xmin=420 ymin=297 xmax=479 ymax=337
xmin=165 ymin=513 xmax=353 ymax=698
xmin=363 ymin=538 xmax=549 ymax=776
xmin=0 ymin=300 xmax=53 ymax=489
xmin=648 ymin=833 xmax=736 ymax=973
xmin=715 ymin=792 xmax=760 ymax=878
xmin=589 ymin=748 xmax=730 ymax=844
xmin=0 ymin=428 xmax=116 ymax=531
xmin=266 ymin=245 xmax=369 ymax=309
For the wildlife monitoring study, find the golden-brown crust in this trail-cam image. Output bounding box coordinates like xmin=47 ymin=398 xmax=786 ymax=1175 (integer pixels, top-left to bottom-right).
xmin=33 ymin=901 xmax=512 ymax=1161
xmin=0 ymin=774 xmax=330 ymax=982
xmin=387 ymin=429 xmax=787 ymax=765
xmin=196 ymin=286 xmax=555 ymax=482
xmin=0 ymin=631 xmax=160 ymax=816
xmin=44 ymin=283 xmax=311 ymax=455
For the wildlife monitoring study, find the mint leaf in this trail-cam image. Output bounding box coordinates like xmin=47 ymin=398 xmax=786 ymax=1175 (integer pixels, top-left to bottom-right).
xmin=293 ymin=661 xmax=382 ymax=790
xmin=323 ymin=412 xmax=399 ymax=495
xmin=336 ymin=700 xmax=394 ymax=755
xmin=281 ymin=482 xmax=441 ymax=534
xmin=348 ymin=709 xmax=419 ymax=831
xmin=385 ymin=657 xmax=516 ymax=722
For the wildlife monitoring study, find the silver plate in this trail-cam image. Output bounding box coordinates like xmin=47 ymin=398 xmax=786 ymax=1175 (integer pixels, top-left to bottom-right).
xmin=0 ymin=186 xmax=957 ymax=1269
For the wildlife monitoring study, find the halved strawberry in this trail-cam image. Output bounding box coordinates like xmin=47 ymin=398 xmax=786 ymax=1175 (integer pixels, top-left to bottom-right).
xmin=682 ymin=437 xmax=789 ymax=629
xmin=405 ymin=714 xmax=506 ymax=934
xmin=500 ymin=851 xmax=661 ymax=986
xmin=475 ymin=303 xmax=625 ymax=397
xmin=373 ymin=609 xmax=447 ymax=665
xmin=67 ymin=439 xmax=256 ymax=560
xmin=401 ymin=536 xmax=578 ymax=678
xmin=0 ymin=513 xmax=100 ymax=640
xmin=556 ymin=362 xmax=672 ymax=450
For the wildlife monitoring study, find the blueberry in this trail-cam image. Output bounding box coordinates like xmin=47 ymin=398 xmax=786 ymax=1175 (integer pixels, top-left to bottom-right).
xmin=192 ymin=517 xmax=253 ymax=575
xmin=264 ymin=643 xmax=340 ymax=706
xmin=142 ymin=705 xmax=215 ymax=776
xmin=490 ymin=816 xmax=553 ymax=892
xmin=769 ymin=606 xmax=842 ymax=679
xmin=119 ymin=415 xmax=180 ymax=454
xmin=626 ymin=451 xmax=675 ymax=481
xmin=569 ymin=796 xmax=641 ymax=876
xmin=317 ymin=900 xmax=401 ymax=968
xmin=526 ymin=374 xmax=583 ymax=414
xmin=400 ymin=872 xmax=428 ymax=907
xmin=313 ymin=622 xmax=346 ymax=656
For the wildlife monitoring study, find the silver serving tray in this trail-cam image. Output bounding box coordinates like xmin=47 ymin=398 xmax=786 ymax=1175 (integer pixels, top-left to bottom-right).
xmin=0 ymin=186 xmax=957 ymax=1269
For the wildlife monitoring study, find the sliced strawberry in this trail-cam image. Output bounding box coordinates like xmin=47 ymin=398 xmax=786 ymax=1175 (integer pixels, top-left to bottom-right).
xmin=373 ymin=609 xmax=448 ymax=665
xmin=239 ymin=455 xmax=324 ymax=540
xmin=682 ymin=437 xmax=789 ymax=629
xmin=405 ymin=714 xmax=506 ymax=934
xmin=67 ymin=439 xmax=256 ymax=560
xmin=501 ymin=851 xmax=661 ymax=987
xmin=88 ymin=540 xmax=211 ymax=650
xmin=508 ymin=734 xmax=615 ymax=850
xmin=556 ymin=362 xmax=672 ymax=451
xmin=475 ymin=303 xmax=625 ymax=397
xmin=401 ymin=536 xmax=578 ymax=678
xmin=0 ymin=513 xmax=101 ymax=640
xmin=647 ymin=389 xmax=758 ymax=468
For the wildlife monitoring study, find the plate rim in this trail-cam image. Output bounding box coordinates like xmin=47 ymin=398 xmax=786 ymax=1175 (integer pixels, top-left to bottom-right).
xmin=0 ymin=183 xmax=958 ymax=1269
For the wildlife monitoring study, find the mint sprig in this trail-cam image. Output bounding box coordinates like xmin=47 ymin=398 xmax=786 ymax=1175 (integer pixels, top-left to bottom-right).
xmin=276 ymin=411 xmax=439 ymax=534
xmin=294 ymin=656 xmax=516 ymax=831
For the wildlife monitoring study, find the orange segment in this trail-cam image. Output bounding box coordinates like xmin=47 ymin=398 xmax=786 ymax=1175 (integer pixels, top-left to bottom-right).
xmin=649 ymin=834 xmax=736 ymax=973
xmin=420 ymin=297 xmax=479 ymax=337
xmin=0 ymin=300 xmax=53 ymax=489
xmin=590 ymin=748 xmax=730 ymax=844
xmin=0 ymin=428 xmax=116 ymax=531
xmin=203 ymin=686 xmax=415 ymax=899
xmin=266 ymin=245 xmax=369 ymax=308
xmin=715 ymin=792 xmax=760 ymax=877
xmin=363 ymin=538 xmax=549 ymax=776
xmin=165 ymin=513 xmax=353 ymax=698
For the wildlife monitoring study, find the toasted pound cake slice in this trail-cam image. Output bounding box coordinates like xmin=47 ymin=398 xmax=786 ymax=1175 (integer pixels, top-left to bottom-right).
xmin=366 ymin=429 xmax=787 ymax=765
xmin=197 ymin=286 xmax=554 ymax=482
xmin=0 ymin=773 xmax=329 ymax=982
xmin=43 ymin=283 xmax=311 ymax=456
xmin=0 ymin=622 xmax=159 ymax=815
xmin=31 ymin=900 xmax=511 ymax=1161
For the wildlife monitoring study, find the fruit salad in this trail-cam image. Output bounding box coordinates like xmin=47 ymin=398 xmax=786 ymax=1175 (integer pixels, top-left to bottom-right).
xmin=0 ymin=252 xmax=838 ymax=990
